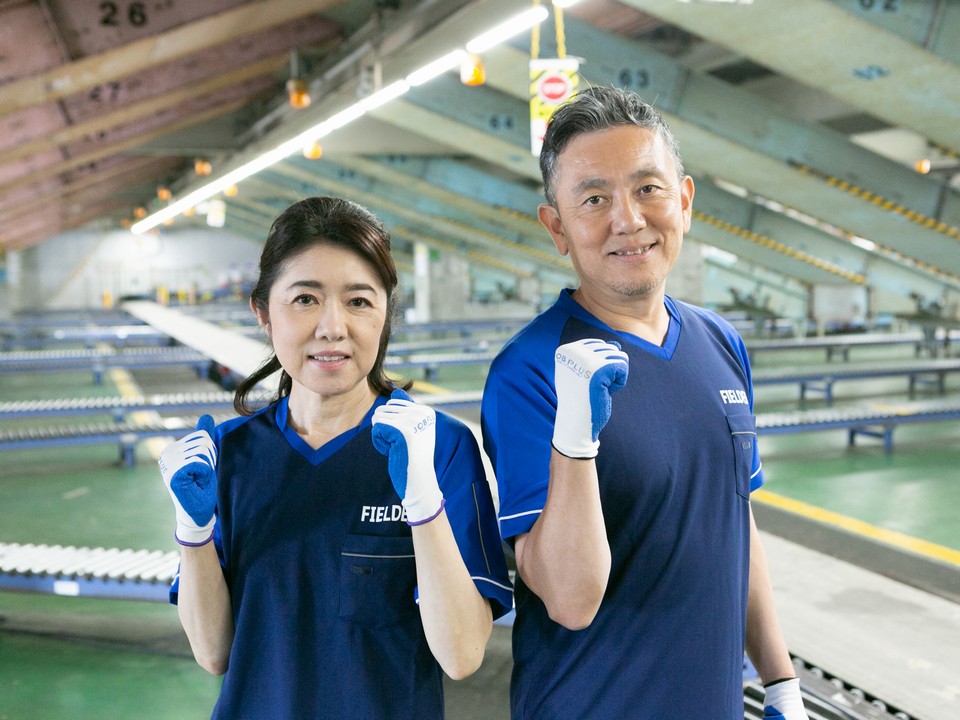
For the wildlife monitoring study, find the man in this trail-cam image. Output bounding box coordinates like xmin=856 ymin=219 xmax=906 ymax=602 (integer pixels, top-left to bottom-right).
xmin=481 ymin=85 xmax=808 ymax=719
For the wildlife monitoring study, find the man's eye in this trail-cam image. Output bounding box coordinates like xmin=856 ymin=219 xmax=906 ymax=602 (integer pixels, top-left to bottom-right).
xmin=640 ymin=185 xmax=657 ymax=195
xmin=585 ymin=195 xmax=603 ymax=205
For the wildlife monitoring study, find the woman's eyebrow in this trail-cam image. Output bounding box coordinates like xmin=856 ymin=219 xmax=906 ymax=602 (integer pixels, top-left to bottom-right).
xmin=285 ymin=279 xmax=378 ymax=293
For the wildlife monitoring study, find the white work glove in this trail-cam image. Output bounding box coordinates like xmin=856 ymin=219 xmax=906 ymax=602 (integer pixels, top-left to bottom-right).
xmin=371 ymin=389 xmax=445 ymax=525
xmin=763 ymin=678 xmax=808 ymax=720
xmin=158 ymin=415 xmax=218 ymax=546
xmin=552 ymin=339 xmax=629 ymax=459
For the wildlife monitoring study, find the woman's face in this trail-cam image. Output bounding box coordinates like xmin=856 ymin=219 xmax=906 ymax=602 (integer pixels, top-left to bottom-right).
xmin=256 ymin=242 xmax=388 ymax=402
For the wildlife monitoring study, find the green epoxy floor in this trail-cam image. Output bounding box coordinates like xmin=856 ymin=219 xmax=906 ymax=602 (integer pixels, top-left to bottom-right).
xmin=1 ymin=595 xmax=222 ymax=720
xmin=758 ymin=423 xmax=960 ymax=549
xmin=1 ymin=332 xmax=958 ymax=719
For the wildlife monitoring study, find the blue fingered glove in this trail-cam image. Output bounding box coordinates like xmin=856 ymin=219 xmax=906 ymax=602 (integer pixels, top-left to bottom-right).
xmin=763 ymin=678 xmax=808 ymax=720
xmin=158 ymin=414 xmax=218 ymax=546
xmin=552 ymin=339 xmax=629 ymax=459
xmin=371 ymin=389 xmax=445 ymax=525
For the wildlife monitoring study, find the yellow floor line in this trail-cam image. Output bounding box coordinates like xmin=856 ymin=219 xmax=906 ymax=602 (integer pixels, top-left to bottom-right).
xmin=391 ymin=376 xmax=452 ymax=395
xmin=753 ymin=488 xmax=960 ymax=569
xmin=106 ymin=366 xmax=170 ymax=460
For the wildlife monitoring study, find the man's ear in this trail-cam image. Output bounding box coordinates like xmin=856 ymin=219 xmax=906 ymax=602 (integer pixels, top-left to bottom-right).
xmin=538 ymin=203 xmax=569 ymax=256
xmin=680 ymin=175 xmax=695 ymax=233
xmin=250 ymin=298 xmax=270 ymax=339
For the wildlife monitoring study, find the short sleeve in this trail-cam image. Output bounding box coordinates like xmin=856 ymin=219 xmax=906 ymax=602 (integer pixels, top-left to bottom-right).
xmin=434 ymin=413 xmax=513 ymax=619
xmin=481 ymin=336 xmax=557 ymax=543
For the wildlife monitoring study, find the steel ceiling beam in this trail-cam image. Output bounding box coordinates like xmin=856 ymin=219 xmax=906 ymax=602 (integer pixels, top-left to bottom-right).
xmin=0 ymin=55 xmax=289 ymax=166
xmin=0 ymin=0 xmax=345 ymax=117
xmin=624 ymin=0 xmax=960 ymax=153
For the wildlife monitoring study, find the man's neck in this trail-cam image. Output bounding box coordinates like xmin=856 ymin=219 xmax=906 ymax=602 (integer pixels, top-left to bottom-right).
xmin=571 ymin=288 xmax=670 ymax=346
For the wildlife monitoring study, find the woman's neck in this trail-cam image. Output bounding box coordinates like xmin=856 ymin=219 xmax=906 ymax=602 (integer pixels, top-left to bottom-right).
xmin=286 ymin=383 xmax=378 ymax=449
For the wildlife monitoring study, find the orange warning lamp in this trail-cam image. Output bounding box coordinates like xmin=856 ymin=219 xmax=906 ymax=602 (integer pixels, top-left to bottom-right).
xmin=460 ymin=54 xmax=486 ymax=86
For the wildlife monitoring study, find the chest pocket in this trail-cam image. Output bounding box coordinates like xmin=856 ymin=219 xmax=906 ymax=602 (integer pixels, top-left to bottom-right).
xmin=725 ymin=413 xmax=757 ymax=500
xmin=339 ymin=534 xmax=418 ymax=628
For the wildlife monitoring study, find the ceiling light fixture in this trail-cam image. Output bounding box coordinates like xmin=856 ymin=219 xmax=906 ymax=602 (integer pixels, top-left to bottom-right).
xmin=460 ymin=53 xmax=486 ymax=86
xmin=287 ymin=79 xmax=311 ymax=109
xmin=407 ymin=50 xmax=466 ymax=86
xmin=466 ymin=6 xmax=548 ymax=54
xmin=132 ymin=8 xmax=549 ymax=235
xmin=287 ymin=49 xmax=311 ymax=109
xmin=302 ymin=141 xmax=323 ymax=160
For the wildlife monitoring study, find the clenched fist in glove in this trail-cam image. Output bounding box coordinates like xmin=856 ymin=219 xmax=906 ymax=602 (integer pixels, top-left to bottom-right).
xmin=552 ymin=339 xmax=629 ymax=459
xmin=372 ymin=388 xmax=445 ymax=526
xmin=763 ymin=678 xmax=809 ymax=720
xmin=158 ymin=414 xmax=218 ymax=546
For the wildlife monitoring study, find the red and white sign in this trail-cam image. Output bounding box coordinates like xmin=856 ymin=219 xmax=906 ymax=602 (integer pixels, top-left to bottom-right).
xmin=529 ymin=58 xmax=580 ymax=156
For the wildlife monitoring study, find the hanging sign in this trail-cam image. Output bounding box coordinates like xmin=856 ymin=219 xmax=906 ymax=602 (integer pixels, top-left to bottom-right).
xmin=529 ymin=57 xmax=579 ymax=156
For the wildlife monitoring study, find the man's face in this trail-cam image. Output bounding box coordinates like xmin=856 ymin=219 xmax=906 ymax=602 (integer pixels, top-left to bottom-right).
xmin=539 ymin=125 xmax=694 ymax=309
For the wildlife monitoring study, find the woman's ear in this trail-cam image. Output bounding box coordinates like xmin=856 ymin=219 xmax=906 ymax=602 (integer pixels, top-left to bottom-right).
xmin=250 ymin=298 xmax=270 ymax=339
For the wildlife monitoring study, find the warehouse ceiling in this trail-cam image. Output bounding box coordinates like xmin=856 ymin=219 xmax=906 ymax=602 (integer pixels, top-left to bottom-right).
xmin=1 ymin=0 xmax=959 ymax=311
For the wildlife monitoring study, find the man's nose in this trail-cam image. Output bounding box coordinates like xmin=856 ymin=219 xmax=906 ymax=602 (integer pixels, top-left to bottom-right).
xmin=611 ymin=193 xmax=646 ymax=234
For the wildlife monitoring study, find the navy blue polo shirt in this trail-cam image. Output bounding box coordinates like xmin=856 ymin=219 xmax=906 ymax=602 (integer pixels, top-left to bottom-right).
xmin=482 ymin=291 xmax=761 ymax=719
xmin=172 ymin=394 xmax=512 ymax=719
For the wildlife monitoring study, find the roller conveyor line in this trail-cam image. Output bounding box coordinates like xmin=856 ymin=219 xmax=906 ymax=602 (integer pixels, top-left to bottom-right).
xmin=747 ymin=329 xmax=958 ymax=362
xmin=757 ymin=397 xmax=960 ymax=452
xmin=0 ymin=542 xmax=178 ymax=602
xmin=0 ymin=324 xmax=170 ymax=350
xmin=0 ymin=417 xmax=195 ymax=466
xmin=0 ymin=346 xmax=210 ymax=383
xmin=3 ymin=396 xmax=957 ymax=460
xmin=744 ymin=661 xmax=918 ymax=719
xmin=0 ymin=346 xmax=206 ymax=365
xmin=385 ymin=351 xmax=498 ymax=381
xmin=0 ymin=539 xmax=922 ymax=719
xmin=752 ymin=358 xmax=960 ymax=405
xmin=392 ymin=317 xmax=530 ymax=337
xmin=0 ymin=390 xmax=243 ymax=420
xmin=0 ymin=388 xmax=462 ymax=422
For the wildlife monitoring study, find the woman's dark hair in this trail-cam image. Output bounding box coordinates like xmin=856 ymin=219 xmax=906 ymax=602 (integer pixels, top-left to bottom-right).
xmin=234 ymin=196 xmax=410 ymax=415
xmin=539 ymin=84 xmax=685 ymax=206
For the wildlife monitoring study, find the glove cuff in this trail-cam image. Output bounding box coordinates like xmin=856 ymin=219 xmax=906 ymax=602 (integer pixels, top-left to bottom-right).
xmin=175 ymin=523 xmax=214 ymax=547
xmin=551 ymin=397 xmax=600 ymax=458
xmin=551 ymin=437 xmax=599 ymax=460
xmin=763 ymin=677 xmax=804 ymax=718
xmin=407 ymin=497 xmax=446 ymax=526
xmin=403 ymin=475 xmax=445 ymax=525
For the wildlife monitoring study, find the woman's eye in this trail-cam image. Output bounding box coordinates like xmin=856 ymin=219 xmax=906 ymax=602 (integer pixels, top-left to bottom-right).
xmin=294 ymin=294 xmax=315 ymax=305
xmin=349 ymin=297 xmax=372 ymax=308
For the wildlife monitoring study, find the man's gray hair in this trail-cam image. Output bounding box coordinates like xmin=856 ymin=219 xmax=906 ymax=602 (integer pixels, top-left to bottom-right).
xmin=539 ymin=85 xmax=685 ymax=206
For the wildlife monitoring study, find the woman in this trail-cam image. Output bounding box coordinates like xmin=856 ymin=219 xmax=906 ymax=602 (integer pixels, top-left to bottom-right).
xmin=158 ymin=196 xmax=512 ymax=719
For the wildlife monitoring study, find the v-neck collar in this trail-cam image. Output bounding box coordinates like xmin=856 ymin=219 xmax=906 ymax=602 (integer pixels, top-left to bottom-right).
xmin=274 ymin=394 xmax=387 ymax=466
xmin=557 ymin=289 xmax=681 ymax=361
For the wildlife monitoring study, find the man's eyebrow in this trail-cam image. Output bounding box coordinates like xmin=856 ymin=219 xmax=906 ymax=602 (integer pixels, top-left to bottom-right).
xmin=570 ymin=166 xmax=666 ymax=195
xmin=571 ymin=177 xmax=609 ymax=195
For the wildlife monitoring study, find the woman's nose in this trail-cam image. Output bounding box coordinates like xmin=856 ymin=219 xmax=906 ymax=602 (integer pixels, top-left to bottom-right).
xmin=314 ymin=302 xmax=346 ymax=340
